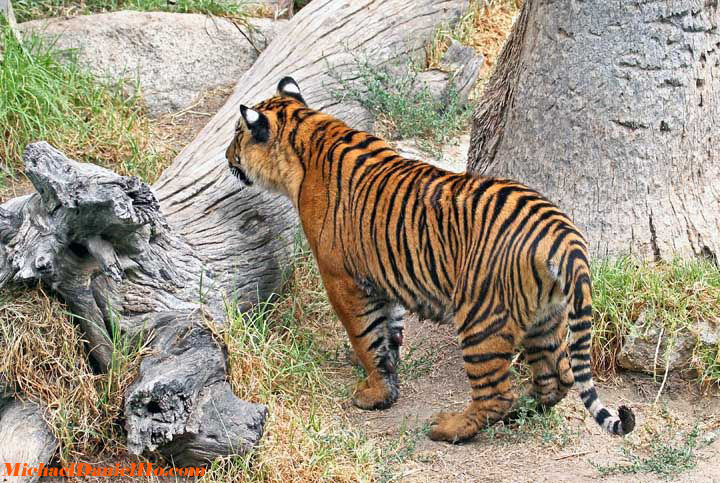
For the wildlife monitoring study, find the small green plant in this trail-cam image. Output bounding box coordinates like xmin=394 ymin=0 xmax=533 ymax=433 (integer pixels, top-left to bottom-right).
xmin=592 ymin=427 xmax=700 ymax=478
xmin=398 ymin=342 xmax=435 ymax=381
xmin=483 ymin=395 xmax=572 ymax=447
xmin=329 ymin=54 xmax=471 ymax=150
xmin=13 ymin=0 xmax=246 ymax=22
xmin=376 ymin=419 xmax=429 ymax=483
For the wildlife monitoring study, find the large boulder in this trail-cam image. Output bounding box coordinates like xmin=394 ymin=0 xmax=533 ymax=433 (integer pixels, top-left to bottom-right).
xmin=18 ymin=12 xmax=285 ymax=116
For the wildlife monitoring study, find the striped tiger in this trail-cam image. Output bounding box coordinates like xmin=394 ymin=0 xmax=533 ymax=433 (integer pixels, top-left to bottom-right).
xmin=225 ymin=77 xmax=635 ymax=442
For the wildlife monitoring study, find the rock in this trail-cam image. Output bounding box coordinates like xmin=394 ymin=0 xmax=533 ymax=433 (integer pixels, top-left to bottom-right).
xmin=394 ymin=134 xmax=470 ymax=173
xmin=616 ymin=312 xmax=717 ymax=376
xmin=18 ymin=12 xmax=284 ymax=116
xmin=415 ymin=40 xmax=484 ymax=107
xmin=693 ymin=319 xmax=720 ymax=346
xmin=617 ymin=323 xmax=695 ymax=375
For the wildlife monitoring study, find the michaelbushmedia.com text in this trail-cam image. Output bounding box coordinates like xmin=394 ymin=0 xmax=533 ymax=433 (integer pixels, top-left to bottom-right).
xmin=2 ymin=462 xmax=205 ymax=478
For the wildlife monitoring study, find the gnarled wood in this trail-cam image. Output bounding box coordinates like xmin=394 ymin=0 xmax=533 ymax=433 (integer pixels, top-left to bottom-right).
xmin=0 ymin=0 xmax=469 ymax=466
xmin=468 ymin=0 xmax=720 ymax=260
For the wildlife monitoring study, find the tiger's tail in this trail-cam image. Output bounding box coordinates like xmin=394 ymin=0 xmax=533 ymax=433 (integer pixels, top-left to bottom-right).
xmin=563 ymin=246 xmax=635 ymax=436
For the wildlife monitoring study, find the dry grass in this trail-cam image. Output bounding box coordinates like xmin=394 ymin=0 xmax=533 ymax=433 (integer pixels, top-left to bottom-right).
xmin=426 ymin=0 xmax=522 ymax=87
xmin=202 ymin=250 xmax=380 ymax=482
xmin=0 ymin=288 xmax=145 ymax=464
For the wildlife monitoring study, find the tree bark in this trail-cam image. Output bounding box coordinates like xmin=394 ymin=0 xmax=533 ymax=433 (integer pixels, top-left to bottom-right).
xmin=0 ymin=0 xmax=468 ymax=466
xmin=0 ymin=398 xmax=57 ymax=483
xmin=468 ymin=0 xmax=720 ymax=261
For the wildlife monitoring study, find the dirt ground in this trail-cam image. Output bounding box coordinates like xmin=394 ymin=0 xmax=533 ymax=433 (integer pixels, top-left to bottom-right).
xmin=342 ymin=317 xmax=720 ymax=482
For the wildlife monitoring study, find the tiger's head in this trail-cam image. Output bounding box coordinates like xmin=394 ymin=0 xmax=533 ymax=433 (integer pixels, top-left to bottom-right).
xmin=225 ymin=76 xmax=308 ymax=197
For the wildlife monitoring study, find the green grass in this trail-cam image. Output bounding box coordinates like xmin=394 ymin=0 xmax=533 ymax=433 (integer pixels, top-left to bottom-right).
xmin=593 ymin=427 xmax=700 ymax=478
xmin=0 ymin=25 xmax=167 ymax=187
xmin=375 ymin=420 xmax=429 ymax=483
xmin=482 ymin=395 xmax=573 ymax=447
xmin=590 ymin=257 xmax=720 ymax=385
xmin=329 ymin=54 xmax=472 ymax=150
xmin=0 ymin=288 xmax=145 ymax=463
xmin=13 ymin=0 xmax=247 ymax=22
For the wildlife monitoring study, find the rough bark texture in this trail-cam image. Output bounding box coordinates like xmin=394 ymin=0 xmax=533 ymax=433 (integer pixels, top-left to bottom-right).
xmin=0 ymin=142 xmax=270 ymax=466
xmin=468 ymin=0 xmax=720 ymax=260
xmin=0 ymin=0 xmax=468 ymax=466
xmin=0 ymin=397 xmax=57 ymax=483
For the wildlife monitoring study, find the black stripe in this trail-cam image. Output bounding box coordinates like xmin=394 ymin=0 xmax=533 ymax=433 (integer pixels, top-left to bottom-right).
xmin=570 ymin=321 xmax=592 ymax=332
xmin=595 ymin=408 xmax=611 ymax=425
xmin=460 ymin=312 xmax=509 ymax=349
xmin=525 ymin=342 xmax=559 ymax=355
xmin=463 ymin=352 xmax=513 ymax=364
xmin=369 ymin=336 xmax=385 ymax=351
xmin=470 ymin=371 xmax=511 ymax=390
xmin=569 ymin=334 xmax=591 ymax=351
xmin=358 ymin=316 xmax=386 ymax=337
xmin=580 ymin=387 xmax=598 ymax=405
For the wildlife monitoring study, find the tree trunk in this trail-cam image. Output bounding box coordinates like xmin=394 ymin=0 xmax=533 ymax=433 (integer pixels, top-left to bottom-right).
xmin=0 ymin=0 xmax=468 ymax=467
xmin=468 ymin=0 xmax=720 ymax=261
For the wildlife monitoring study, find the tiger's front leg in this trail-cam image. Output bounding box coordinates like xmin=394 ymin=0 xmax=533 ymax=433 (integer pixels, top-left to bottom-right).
xmin=320 ymin=271 xmax=404 ymax=410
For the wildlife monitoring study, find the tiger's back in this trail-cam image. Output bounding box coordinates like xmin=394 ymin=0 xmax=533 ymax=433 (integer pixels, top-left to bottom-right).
xmin=226 ymin=77 xmax=635 ymax=442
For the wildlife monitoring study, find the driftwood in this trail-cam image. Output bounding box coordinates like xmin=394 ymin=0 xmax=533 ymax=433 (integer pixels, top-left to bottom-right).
xmin=0 ymin=397 xmax=57 ymax=483
xmin=0 ymin=0 xmax=468 ymax=467
xmin=467 ymin=0 xmax=720 ymax=260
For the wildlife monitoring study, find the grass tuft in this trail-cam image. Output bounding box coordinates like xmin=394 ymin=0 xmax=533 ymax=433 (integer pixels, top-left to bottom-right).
xmin=329 ymin=55 xmax=471 ymax=151
xmin=0 ymin=25 xmax=169 ymax=191
xmin=482 ymin=394 xmax=574 ymax=448
xmin=593 ymin=427 xmax=700 ymax=478
xmin=426 ymin=0 xmax=522 ymax=87
xmin=591 ymin=257 xmax=720 ymax=384
xmin=13 ymin=0 xmax=247 ymax=23
xmin=203 ymin=250 xmax=381 ymax=482
xmin=0 ymin=288 xmax=145 ymax=463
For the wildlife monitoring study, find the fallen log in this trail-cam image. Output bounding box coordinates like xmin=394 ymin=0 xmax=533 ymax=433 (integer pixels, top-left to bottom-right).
xmin=0 ymin=0 xmax=468 ymax=466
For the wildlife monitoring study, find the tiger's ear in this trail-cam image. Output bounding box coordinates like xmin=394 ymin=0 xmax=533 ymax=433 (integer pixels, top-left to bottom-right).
xmin=240 ymin=105 xmax=270 ymax=143
xmin=277 ymin=76 xmax=306 ymax=105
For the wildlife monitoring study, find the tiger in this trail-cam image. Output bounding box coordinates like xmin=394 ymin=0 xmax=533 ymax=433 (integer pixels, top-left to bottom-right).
xmin=225 ymin=76 xmax=635 ymax=442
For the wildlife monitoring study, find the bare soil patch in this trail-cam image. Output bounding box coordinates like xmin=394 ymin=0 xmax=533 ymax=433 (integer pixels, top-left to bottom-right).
xmin=340 ymin=317 xmax=720 ymax=482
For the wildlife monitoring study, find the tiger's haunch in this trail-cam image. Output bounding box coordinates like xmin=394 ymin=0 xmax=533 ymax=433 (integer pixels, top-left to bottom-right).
xmin=225 ymin=77 xmax=635 ymax=442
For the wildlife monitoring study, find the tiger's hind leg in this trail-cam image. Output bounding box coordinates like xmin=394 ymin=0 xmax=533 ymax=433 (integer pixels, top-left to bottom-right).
xmin=320 ymin=272 xmax=404 ymax=410
xmin=429 ymin=307 xmax=518 ymax=443
xmin=521 ymin=304 xmax=574 ymax=410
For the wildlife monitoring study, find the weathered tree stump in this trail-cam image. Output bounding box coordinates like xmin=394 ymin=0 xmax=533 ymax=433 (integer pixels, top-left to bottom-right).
xmin=0 ymin=0 xmax=468 ymax=467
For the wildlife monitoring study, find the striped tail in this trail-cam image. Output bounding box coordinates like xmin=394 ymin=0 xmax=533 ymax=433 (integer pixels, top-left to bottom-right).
xmin=566 ymin=250 xmax=635 ymax=436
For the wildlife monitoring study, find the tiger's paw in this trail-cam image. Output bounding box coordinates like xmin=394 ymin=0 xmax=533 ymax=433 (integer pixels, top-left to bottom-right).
xmin=351 ymin=378 xmax=398 ymax=410
xmin=428 ymin=411 xmax=479 ymax=443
